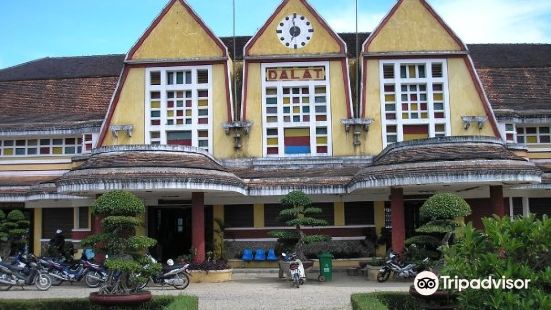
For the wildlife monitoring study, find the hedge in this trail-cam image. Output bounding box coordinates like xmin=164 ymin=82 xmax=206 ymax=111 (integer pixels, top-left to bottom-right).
xmin=0 ymin=295 xmax=198 ymax=310
xmin=351 ymin=292 xmax=421 ymax=310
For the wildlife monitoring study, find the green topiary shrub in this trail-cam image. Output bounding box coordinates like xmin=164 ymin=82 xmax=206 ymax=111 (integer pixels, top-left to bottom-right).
xmin=0 ymin=210 xmax=29 ymax=258
xmin=83 ymin=190 xmax=160 ymax=295
xmin=442 ymin=215 xmax=551 ymax=309
xmin=268 ymin=191 xmax=330 ymax=260
xmin=420 ymin=192 xmax=471 ymax=221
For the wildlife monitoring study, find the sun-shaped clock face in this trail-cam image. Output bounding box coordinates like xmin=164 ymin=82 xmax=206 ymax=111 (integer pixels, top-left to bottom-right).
xmin=276 ymin=13 xmax=314 ymax=49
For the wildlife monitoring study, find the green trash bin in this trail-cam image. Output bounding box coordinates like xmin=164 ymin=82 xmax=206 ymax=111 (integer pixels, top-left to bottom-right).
xmin=318 ymin=252 xmax=333 ymax=282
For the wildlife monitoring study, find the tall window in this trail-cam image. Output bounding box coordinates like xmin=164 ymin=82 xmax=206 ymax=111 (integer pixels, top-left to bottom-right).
xmin=262 ymin=62 xmax=332 ymax=157
xmin=145 ymin=66 xmax=212 ymax=152
xmin=380 ymin=60 xmax=450 ymax=147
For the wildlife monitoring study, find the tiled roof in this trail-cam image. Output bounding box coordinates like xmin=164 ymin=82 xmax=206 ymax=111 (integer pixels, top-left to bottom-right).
xmin=0 ymin=55 xmax=124 ymax=82
xmin=0 ymin=76 xmax=119 ymax=131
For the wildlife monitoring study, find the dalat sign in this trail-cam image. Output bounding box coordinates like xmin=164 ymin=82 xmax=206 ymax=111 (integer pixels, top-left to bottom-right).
xmin=266 ymin=66 xmax=326 ymax=81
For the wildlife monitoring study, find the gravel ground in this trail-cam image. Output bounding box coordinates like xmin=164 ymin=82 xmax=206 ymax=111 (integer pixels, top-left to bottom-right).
xmin=0 ymin=272 xmax=411 ymax=310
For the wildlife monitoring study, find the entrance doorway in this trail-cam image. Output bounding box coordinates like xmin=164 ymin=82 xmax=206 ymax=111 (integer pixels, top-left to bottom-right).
xmin=404 ymin=200 xmax=423 ymax=239
xmin=147 ymin=203 xmax=213 ymax=262
xmin=148 ymin=206 xmax=192 ymax=262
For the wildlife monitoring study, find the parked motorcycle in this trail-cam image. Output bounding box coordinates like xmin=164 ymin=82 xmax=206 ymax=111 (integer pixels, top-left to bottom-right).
xmin=138 ymin=256 xmax=191 ymax=290
xmin=83 ymin=260 xmax=108 ymax=288
xmin=282 ymin=253 xmax=306 ymax=288
xmin=376 ymin=250 xmax=429 ymax=282
xmin=0 ymin=254 xmax=52 ymax=291
xmin=40 ymin=257 xmax=106 ymax=287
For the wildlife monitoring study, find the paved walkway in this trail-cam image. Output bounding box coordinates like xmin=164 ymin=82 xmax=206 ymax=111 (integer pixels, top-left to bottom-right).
xmin=0 ymin=273 xmax=411 ymax=310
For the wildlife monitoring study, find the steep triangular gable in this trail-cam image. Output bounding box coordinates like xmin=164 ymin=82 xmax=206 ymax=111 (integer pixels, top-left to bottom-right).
xmin=363 ymin=0 xmax=467 ymax=53
xmin=245 ymin=0 xmax=346 ymax=57
xmin=127 ymin=0 xmax=227 ymax=60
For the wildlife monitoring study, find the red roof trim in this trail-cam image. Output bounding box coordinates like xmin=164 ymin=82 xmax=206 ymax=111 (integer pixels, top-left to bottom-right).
xmin=127 ymin=0 xmax=228 ymax=60
xmin=97 ymin=67 xmax=129 ymax=146
xmin=362 ymin=0 xmax=467 ymax=53
xmin=244 ymin=0 xmax=346 ymax=57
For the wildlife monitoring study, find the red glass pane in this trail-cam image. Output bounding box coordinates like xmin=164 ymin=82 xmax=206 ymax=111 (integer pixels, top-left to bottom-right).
xmin=317 ymin=146 xmax=328 ymax=154
xmin=267 ymin=147 xmax=279 ymax=154
xmin=198 ymin=118 xmax=208 ymax=124
xmin=151 ymin=120 xmax=161 ymax=125
xmin=434 ymin=112 xmax=444 ymax=118
xmin=402 ymin=104 xmax=409 ymax=111
xmin=167 ymin=101 xmax=174 ymax=108
xmin=420 ymin=103 xmax=427 ymax=110
xmin=303 ymin=115 xmax=310 ymax=122
xmin=386 ymin=113 xmax=396 ymax=120
xmin=40 ymin=147 xmax=50 ymax=155
xmin=315 ymin=115 xmax=327 ymax=121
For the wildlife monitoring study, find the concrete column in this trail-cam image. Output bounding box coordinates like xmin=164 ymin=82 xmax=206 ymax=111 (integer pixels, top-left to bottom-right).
xmin=390 ymin=188 xmax=405 ymax=253
xmin=334 ymin=202 xmax=345 ymax=226
xmin=490 ymin=185 xmax=505 ymax=217
xmin=522 ymin=196 xmax=530 ymax=217
xmin=253 ymin=204 xmax=265 ymax=228
xmin=192 ymin=192 xmax=205 ymax=263
xmin=33 ymin=208 xmax=42 ymax=256
xmin=373 ymin=201 xmax=386 ymax=257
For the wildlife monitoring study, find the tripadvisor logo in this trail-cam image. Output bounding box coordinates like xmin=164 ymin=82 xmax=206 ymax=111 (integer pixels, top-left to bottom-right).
xmin=414 ymin=271 xmax=531 ymax=296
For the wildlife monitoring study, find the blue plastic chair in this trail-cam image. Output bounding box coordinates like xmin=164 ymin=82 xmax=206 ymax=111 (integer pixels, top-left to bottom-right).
xmin=254 ymin=248 xmax=266 ymax=261
xmin=266 ymin=248 xmax=278 ymax=261
xmin=241 ymin=248 xmax=253 ymax=262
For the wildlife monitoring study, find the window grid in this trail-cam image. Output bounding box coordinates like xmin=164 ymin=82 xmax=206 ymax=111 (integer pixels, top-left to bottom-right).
xmin=380 ymin=59 xmax=450 ymax=146
xmin=261 ymin=62 xmax=332 ymax=157
xmin=145 ymin=66 xmax=212 ymax=152
xmin=504 ymin=123 xmax=516 ymax=143
xmin=516 ymin=126 xmax=551 ymax=144
xmin=0 ymin=137 xmax=88 ymax=157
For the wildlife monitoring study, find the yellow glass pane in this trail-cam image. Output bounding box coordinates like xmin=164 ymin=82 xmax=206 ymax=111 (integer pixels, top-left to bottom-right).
xmin=527 ymin=136 xmax=537 ymax=143
xmin=283 ymin=97 xmax=291 ymax=104
xmin=53 ymin=147 xmax=63 ymax=155
xmin=421 ymin=112 xmax=428 ymax=119
xmin=434 ymin=93 xmax=443 ymax=101
xmin=385 ymin=94 xmax=395 ymax=102
xmin=435 ymin=124 xmax=445 ymax=131
xmin=302 ymin=97 xmax=309 ymax=103
xmin=285 ymin=128 xmax=309 ymax=137
xmin=293 ymin=107 xmax=300 ymax=113
xmin=316 ymin=137 xmax=327 ymax=144
xmin=186 ymin=110 xmax=192 ymax=116
xmin=198 ymin=99 xmax=208 ymax=107
xmin=267 ymin=138 xmax=278 ymax=146
xmin=409 ymin=65 xmax=415 ymax=78
xmin=315 ymin=86 xmax=325 ymax=94
xmin=167 ymin=111 xmax=174 ymax=117
xmin=151 ymin=101 xmax=160 ymax=109
xmin=411 ymin=103 xmax=418 ymax=110
xmin=266 ymin=88 xmax=277 ymax=95
xmin=3 ymin=149 xmax=13 ymax=155
xmin=402 ymin=113 xmax=409 ymax=119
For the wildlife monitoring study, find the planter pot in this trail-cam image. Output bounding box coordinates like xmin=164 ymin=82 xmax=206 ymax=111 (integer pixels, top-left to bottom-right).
xmin=89 ymin=291 xmax=152 ymax=306
xmin=189 ymin=269 xmax=232 ymax=283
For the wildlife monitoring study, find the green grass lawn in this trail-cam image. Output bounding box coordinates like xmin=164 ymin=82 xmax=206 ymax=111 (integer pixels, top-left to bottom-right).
xmin=0 ymin=295 xmax=198 ymax=310
xmin=351 ymin=292 xmax=421 ymax=310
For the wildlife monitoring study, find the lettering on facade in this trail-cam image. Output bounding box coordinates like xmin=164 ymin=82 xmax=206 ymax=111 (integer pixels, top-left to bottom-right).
xmin=266 ymin=67 xmax=325 ymax=81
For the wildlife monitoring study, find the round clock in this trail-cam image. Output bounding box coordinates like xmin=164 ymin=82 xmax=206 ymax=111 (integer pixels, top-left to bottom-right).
xmin=276 ymin=13 xmax=314 ymax=49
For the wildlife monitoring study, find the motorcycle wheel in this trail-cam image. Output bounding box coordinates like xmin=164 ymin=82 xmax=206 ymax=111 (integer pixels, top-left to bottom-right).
xmin=51 ymin=276 xmax=63 ymax=286
xmin=35 ymin=273 xmax=52 ymax=291
xmin=376 ymin=270 xmax=391 ymax=283
xmin=85 ymin=271 xmax=103 ymax=288
xmin=173 ymin=273 xmax=190 ymax=290
xmin=137 ymin=277 xmax=150 ymax=290
xmin=0 ymin=284 xmax=12 ymax=291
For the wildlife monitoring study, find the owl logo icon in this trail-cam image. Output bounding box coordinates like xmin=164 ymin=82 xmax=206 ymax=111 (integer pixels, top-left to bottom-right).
xmin=414 ymin=271 xmax=439 ymax=296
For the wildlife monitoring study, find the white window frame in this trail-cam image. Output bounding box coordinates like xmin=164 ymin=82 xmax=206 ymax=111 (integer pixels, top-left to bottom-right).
xmin=379 ymin=59 xmax=451 ymax=147
xmin=516 ymin=125 xmax=551 ymax=145
xmin=144 ymin=65 xmax=213 ymax=153
xmin=500 ymin=123 xmax=516 ymax=143
xmin=0 ymin=136 xmax=84 ymax=157
xmin=261 ymin=61 xmax=332 ymax=157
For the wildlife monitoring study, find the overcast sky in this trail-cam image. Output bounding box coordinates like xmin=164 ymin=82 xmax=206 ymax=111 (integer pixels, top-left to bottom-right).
xmin=1 ymin=0 xmax=550 ymax=69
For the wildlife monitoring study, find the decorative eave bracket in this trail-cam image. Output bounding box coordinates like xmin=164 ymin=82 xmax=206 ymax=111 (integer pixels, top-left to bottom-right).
xmin=341 ymin=118 xmax=374 ymax=146
xmin=223 ymin=121 xmax=253 ymax=149
xmin=461 ymin=116 xmax=488 ymax=130
xmin=110 ymin=124 xmax=134 ymax=138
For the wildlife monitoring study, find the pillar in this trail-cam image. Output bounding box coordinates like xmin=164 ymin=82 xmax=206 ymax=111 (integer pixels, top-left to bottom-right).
xmin=390 ymin=188 xmax=405 ymax=253
xmin=373 ymin=201 xmax=386 ymax=257
xmin=192 ymin=192 xmax=205 ymax=263
xmin=213 ymin=205 xmax=224 ymax=259
xmin=33 ymin=208 xmax=42 ymax=256
xmin=490 ymin=185 xmax=505 ymax=217
xmin=334 ymin=202 xmax=345 ymax=226
xmin=253 ymin=204 xmax=265 ymax=228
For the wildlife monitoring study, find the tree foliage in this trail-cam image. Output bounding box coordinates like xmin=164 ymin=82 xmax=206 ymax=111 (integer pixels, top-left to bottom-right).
xmin=83 ymin=190 xmax=160 ymax=295
xmin=442 ymin=215 xmax=551 ymax=309
xmin=268 ymin=191 xmax=330 ymax=260
xmin=0 ymin=210 xmax=30 ymax=258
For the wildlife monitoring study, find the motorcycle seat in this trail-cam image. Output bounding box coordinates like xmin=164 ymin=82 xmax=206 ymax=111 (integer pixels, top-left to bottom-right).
xmin=0 ymin=262 xmax=24 ymax=271
xmin=163 ymin=264 xmax=187 ymax=272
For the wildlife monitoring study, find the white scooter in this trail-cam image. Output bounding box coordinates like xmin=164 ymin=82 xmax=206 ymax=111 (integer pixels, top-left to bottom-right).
xmin=282 ymin=253 xmax=305 ymax=288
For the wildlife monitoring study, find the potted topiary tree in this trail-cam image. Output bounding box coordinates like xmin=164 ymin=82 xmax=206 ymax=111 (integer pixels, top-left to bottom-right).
xmin=0 ymin=209 xmax=30 ymax=259
xmin=269 ymin=191 xmax=330 ymax=277
xmin=83 ymin=190 xmax=160 ymax=306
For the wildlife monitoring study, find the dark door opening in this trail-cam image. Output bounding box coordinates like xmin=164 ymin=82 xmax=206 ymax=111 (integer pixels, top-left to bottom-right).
xmin=148 ymin=206 xmax=192 ymax=262
xmin=404 ymin=200 xmax=423 ymax=239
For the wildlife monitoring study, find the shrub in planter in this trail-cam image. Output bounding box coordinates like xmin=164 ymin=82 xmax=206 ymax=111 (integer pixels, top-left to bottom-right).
xmin=442 ymin=215 xmax=551 ymax=309
xmin=0 ymin=210 xmax=30 ymax=258
xmin=82 ymin=190 xmax=161 ymax=296
xmin=268 ymin=191 xmax=330 ymax=260
xmin=405 ymin=193 xmax=471 ymax=262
